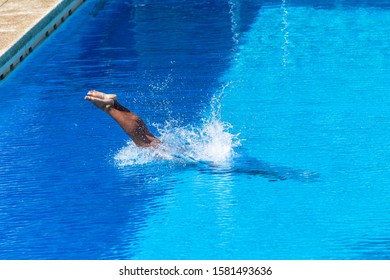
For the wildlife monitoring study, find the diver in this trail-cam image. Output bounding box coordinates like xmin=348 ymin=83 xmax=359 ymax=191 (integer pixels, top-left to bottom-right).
xmin=85 ymin=91 xmax=319 ymax=182
xmin=84 ymin=90 xmax=161 ymax=148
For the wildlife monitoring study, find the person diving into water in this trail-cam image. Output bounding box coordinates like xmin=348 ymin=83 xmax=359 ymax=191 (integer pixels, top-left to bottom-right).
xmin=84 ymin=90 xmax=161 ymax=148
xmin=85 ymin=90 xmax=319 ymax=182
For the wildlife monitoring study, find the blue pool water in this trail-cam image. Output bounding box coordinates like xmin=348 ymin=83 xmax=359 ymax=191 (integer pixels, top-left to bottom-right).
xmin=0 ymin=0 xmax=389 ymax=260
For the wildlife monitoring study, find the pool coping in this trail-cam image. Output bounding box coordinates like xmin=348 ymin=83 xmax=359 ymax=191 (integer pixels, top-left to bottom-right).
xmin=0 ymin=0 xmax=85 ymax=80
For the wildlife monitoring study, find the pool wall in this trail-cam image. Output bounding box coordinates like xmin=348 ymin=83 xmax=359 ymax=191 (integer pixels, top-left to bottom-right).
xmin=0 ymin=0 xmax=85 ymax=80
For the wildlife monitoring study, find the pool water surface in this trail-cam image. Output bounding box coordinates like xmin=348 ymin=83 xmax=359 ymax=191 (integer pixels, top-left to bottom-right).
xmin=0 ymin=0 xmax=389 ymax=259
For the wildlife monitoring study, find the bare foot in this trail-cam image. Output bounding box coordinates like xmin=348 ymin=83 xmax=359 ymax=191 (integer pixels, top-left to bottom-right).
xmin=87 ymin=90 xmax=117 ymax=101
xmin=85 ymin=90 xmax=118 ymax=110
xmin=85 ymin=94 xmax=114 ymax=111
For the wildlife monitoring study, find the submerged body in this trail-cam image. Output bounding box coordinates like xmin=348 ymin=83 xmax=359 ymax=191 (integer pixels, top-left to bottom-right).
xmin=85 ymin=90 xmax=160 ymax=148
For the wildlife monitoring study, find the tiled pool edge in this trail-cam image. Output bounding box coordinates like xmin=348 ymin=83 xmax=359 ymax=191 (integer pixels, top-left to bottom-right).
xmin=0 ymin=0 xmax=86 ymax=81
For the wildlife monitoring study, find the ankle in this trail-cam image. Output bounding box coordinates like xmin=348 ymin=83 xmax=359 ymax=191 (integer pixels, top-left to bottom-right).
xmin=103 ymin=103 xmax=113 ymax=112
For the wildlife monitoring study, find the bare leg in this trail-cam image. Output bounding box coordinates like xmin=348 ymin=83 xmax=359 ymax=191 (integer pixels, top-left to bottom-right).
xmin=85 ymin=90 xmax=160 ymax=148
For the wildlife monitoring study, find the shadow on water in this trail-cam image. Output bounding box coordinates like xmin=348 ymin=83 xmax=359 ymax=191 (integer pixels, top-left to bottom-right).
xmin=195 ymin=153 xmax=320 ymax=183
xmin=351 ymin=238 xmax=390 ymax=260
xmin=114 ymin=142 xmax=320 ymax=184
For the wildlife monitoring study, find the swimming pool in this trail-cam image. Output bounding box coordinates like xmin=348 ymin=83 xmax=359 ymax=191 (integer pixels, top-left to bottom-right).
xmin=0 ymin=0 xmax=389 ymax=260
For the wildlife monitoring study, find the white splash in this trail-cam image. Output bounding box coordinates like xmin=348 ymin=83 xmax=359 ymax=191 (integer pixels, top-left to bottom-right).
xmin=114 ymin=84 xmax=240 ymax=166
xmin=114 ymin=117 xmax=240 ymax=167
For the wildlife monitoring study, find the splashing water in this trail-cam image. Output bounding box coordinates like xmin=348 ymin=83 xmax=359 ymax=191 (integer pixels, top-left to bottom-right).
xmin=114 ymin=117 xmax=240 ymax=167
xmin=114 ymin=83 xmax=241 ymax=167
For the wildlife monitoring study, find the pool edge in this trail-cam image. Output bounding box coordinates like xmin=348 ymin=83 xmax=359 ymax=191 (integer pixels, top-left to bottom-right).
xmin=0 ymin=0 xmax=86 ymax=81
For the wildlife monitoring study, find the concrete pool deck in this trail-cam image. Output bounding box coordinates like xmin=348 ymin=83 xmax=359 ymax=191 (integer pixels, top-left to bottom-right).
xmin=0 ymin=0 xmax=85 ymax=80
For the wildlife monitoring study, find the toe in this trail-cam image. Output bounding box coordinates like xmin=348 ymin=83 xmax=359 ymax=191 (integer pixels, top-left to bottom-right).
xmin=105 ymin=94 xmax=117 ymax=100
